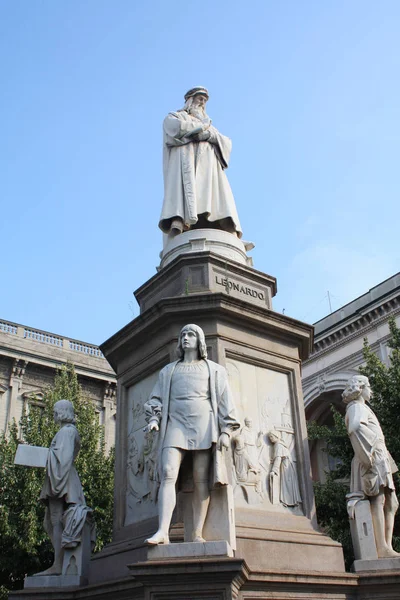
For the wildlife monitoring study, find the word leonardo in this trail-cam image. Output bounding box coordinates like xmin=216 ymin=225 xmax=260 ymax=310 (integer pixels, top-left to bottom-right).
xmin=215 ymin=276 xmax=265 ymax=300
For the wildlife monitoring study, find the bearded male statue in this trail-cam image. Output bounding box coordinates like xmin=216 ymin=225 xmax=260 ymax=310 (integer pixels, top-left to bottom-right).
xmin=159 ymin=87 xmax=242 ymax=238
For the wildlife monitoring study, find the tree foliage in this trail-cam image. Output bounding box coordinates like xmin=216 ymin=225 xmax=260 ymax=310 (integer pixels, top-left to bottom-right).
xmin=308 ymin=317 xmax=400 ymax=569
xmin=0 ymin=363 xmax=114 ymax=598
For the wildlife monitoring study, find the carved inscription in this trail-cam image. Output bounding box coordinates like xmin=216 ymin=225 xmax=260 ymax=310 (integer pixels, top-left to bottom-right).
xmin=215 ymin=276 xmax=265 ymax=300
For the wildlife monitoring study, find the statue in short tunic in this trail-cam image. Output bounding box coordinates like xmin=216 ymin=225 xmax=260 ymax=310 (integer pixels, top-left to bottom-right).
xmin=144 ymin=324 xmax=240 ymax=545
xmin=159 ymin=87 xmax=242 ymax=238
xmin=343 ymin=375 xmax=399 ymax=558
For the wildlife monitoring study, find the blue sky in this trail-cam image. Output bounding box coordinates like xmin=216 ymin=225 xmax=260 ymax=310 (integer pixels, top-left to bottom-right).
xmin=1 ymin=1 xmax=399 ymax=344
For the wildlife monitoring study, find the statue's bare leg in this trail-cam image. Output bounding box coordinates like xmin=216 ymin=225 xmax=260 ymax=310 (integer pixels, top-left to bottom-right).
xmin=192 ymin=450 xmax=212 ymax=542
xmin=36 ymin=499 xmax=64 ymax=575
xmin=370 ymin=489 xmax=398 ymax=557
xmin=145 ymin=447 xmax=184 ymax=545
xmin=383 ymin=488 xmax=400 ymax=555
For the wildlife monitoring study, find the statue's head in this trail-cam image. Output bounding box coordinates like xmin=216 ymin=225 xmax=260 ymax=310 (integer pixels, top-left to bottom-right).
xmin=244 ymin=417 xmax=252 ymax=428
xmin=181 ymin=86 xmax=209 ymax=117
xmin=342 ymin=375 xmax=371 ymax=404
xmin=176 ymin=324 xmax=207 ymax=359
xmin=268 ymin=430 xmax=280 ymax=444
xmin=54 ymin=399 xmax=76 ymax=424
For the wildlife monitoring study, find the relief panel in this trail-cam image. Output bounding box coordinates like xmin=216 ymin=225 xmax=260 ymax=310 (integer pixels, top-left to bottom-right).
xmin=124 ymin=370 xmax=160 ymax=526
xmin=226 ymin=359 xmax=302 ymax=514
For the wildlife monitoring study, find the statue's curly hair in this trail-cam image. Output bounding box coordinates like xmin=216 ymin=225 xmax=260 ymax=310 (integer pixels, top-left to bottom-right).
xmin=176 ymin=324 xmax=208 ymax=360
xmin=342 ymin=375 xmax=369 ymax=404
xmin=54 ymin=399 xmax=76 ymax=424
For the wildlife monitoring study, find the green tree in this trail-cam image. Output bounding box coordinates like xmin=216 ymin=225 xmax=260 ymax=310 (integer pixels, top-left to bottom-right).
xmin=0 ymin=363 xmax=114 ymax=598
xmin=308 ymin=317 xmax=400 ymax=569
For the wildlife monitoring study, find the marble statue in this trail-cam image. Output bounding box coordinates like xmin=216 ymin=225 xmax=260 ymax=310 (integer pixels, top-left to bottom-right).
xmin=159 ymin=87 xmax=242 ymax=238
xmin=343 ymin=375 xmax=399 ymax=558
xmin=144 ymin=324 xmax=240 ymax=544
xmin=268 ymin=430 xmax=301 ymax=507
xmin=36 ymin=400 xmax=95 ymax=576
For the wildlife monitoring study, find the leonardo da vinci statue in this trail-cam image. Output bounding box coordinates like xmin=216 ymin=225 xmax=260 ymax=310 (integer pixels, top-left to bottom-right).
xmin=159 ymin=87 xmax=242 ymax=238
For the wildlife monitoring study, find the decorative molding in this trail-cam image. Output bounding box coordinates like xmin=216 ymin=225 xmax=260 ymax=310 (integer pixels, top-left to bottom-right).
xmin=305 ymin=301 xmax=400 ymax=362
xmin=11 ymin=358 xmax=28 ymax=379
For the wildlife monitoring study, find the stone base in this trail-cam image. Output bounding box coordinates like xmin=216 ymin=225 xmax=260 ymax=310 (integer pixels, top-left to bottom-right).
xmin=12 ymin=559 xmax=400 ymax=599
xmin=147 ymin=540 xmax=233 ymax=560
xmin=352 ymin=556 xmax=400 ymax=572
xmin=24 ymin=574 xmax=85 ymax=588
xmin=160 ymin=228 xmax=254 ymax=269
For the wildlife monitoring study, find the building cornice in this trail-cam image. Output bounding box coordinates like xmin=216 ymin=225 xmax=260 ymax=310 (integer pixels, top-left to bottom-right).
xmin=304 ymin=298 xmax=400 ymax=365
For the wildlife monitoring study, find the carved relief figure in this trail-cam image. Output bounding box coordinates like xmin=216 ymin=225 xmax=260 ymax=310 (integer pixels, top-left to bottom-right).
xmin=233 ymin=417 xmax=263 ymax=502
xmin=144 ymin=324 xmax=240 ymax=545
xmin=343 ymin=375 xmax=399 ymax=558
xmin=36 ymin=400 xmax=95 ymax=576
xmin=142 ymin=428 xmax=160 ymax=503
xmin=268 ymin=430 xmax=301 ymax=508
xmin=160 ymin=87 xmax=242 ymax=238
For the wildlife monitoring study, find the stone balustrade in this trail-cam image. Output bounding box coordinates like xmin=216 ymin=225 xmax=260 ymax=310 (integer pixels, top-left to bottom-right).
xmin=0 ymin=321 xmax=18 ymax=335
xmin=0 ymin=319 xmax=105 ymax=359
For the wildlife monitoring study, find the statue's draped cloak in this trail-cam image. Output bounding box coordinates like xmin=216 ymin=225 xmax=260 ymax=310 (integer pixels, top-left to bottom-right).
xmin=345 ymin=401 xmax=396 ymax=497
xmin=271 ymin=441 xmax=302 ymax=507
xmin=145 ymin=359 xmax=240 ymax=487
xmin=40 ymin=424 xmax=84 ymax=504
xmin=40 ymin=423 xmax=95 ymax=548
xmin=160 ymin=111 xmax=242 ymax=237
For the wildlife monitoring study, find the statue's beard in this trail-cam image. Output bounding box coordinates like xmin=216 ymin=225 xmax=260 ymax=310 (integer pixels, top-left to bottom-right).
xmin=189 ymin=106 xmax=206 ymax=120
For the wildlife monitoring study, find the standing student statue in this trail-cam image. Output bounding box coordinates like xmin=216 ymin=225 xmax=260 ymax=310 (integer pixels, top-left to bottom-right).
xmin=36 ymin=400 xmax=94 ymax=576
xmin=144 ymin=324 xmax=240 ymax=545
xmin=343 ymin=375 xmax=399 ymax=558
xmin=159 ymin=87 xmax=242 ymax=238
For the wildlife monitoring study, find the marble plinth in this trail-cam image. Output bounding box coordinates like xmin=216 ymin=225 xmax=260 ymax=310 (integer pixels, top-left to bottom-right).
xmin=352 ymin=556 xmax=400 ymax=572
xmin=160 ymin=229 xmax=254 ymax=269
xmin=24 ymin=574 xmax=84 ymax=588
xmin=147 ymin=540 xmax=233 ymax=560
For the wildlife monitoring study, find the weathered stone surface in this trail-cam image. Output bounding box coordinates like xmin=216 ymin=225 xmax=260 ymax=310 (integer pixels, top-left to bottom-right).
xmin=160 ymin=229 xmax=252 ymax=268
xmin=348 ymin=499 xmax=378 ymax=561
xmin=352 ymin=556 xmax=400 ymax=572
xmin=147 ymin=540 xmax=233 ymax=560
xmin=134 ymin=247 xmax=276 ymax=314
xmin=23 ymin=574 xmax=84 ymax=588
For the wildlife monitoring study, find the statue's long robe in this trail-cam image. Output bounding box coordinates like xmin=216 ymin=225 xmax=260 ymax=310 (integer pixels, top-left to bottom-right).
xmin=345 ymin=401 xmax=396 ymax=497
xmin=144 ymin=359 xmax=240 ymax=487
xmin=40 ymin=424 xmax=95 ymax=548
xmin=40 ymin=424 xmax=84 ymax=505
xmin=160 ymin=111 xmax=242 ymax=237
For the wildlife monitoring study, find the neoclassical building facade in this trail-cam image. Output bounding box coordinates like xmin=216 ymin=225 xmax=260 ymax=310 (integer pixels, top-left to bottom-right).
xmin=302 ymin=272 xmax=400 ymax=481
xmin=0 ymin=319 xmax=117 ymax=451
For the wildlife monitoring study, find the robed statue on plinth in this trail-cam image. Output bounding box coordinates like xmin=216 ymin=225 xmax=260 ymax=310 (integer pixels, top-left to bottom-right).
xmin=159 ymin=87 xmax=242 ymax=238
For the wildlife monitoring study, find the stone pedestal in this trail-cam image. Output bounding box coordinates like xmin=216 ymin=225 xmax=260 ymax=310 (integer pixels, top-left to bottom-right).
xmin=349 ymin=499 xmax=378 ymax=561
xmin=92 ymin=241 xmax=345 ymax=585
xmin=129 ymin=558 xmax=247 ymax=600
xmin=23 ymin=521 xmax=92 ymax=589
xmin=160 ymin=228 xmax=254 ymax=269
